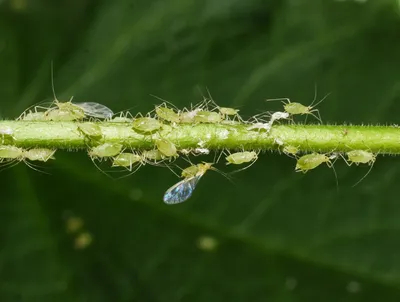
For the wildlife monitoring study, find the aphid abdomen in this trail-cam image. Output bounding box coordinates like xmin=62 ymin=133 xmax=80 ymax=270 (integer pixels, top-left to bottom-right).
xmin=132 ymin=117 xmax=162 ymax=133
xmin=226 ymin=151 xmax=257 ymax=165
xmin=284 ymin=102 xmax=308 ymax=115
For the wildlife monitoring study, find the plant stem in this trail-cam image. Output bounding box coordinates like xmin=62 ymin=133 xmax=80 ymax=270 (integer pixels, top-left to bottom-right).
xmin=1 ymin=120 xmax=400 ymax=154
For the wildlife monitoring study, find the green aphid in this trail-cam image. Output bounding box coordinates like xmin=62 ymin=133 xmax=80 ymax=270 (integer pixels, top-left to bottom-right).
xmin=226 ymin=151 xmax=258 ymax=165
xmin=88 ymin=143 xmax=123 ymax=158
xmin=295 ymin=153 xmax=331 ymax=173
xmin=346 ymin=150 xmax=376 ymax=165
xmin=77 ymin=123 xmax=103 ymax=140
xmin=132 ymin=117 xmax=163 ymax=133
xmin=112 ymin=152 xmax=142 ymax=169
xmin=0 ymin=145 xmax=24 ymax=159
xmin=142 ymin=149 xmax=164 ymax=161
xmin=179 ymin=109 xmax=201 ymax=123
xmin=45 ymin=107 xmax=85 ymax=121
xmin=181 ymin=165 xmax=199 ymax=178
xmin=219 ymin=107 xmax=239 ymax=116
xmin=283 ymin=145 xmax=299 ymax=156
xmin=20 ymin=111 xmax=46 ymax=121
xmin=194 ymin=111 xmax=222 ymax=123
xmin=155 ymin=106 xmax=180 ymax=123
xmin=24 ymin=148 xmax=56 ymax=162
xmin=110 ymin=116 xmax=133 ymax=123
xmin=155 ymin=138 xmax=178 ymax=157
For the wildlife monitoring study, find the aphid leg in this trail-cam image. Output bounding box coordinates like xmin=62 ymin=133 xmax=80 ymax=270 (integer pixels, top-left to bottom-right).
xmin=326 ymin=158 xmax=339 ymax=192
xmin=351 ymin=159 xmax=376 ymax=187
xmin=22 ymin=159 xmax=51 ymax=175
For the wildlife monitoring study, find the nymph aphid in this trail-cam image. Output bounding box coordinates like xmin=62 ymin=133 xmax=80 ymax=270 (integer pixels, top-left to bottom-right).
xmin=132 ymin=117 xmax=163 ymax=133
xmin=88 ymin=143 xmax=123 ymax=158
xmin=155 ymin=105 xmax=180 ymax=123
xmin=77 ymin=123 xmax=103 ymax=142
xmin=155 ymin=138 xmax=178 ymax=158
xmin=23 ymin=148 xmax=56 ymax=162
xmin=343 ymin=150 xmax=377 ymax=187
xmin=295 ymin=153 xmax=332 ymax=173
xmin=226 ymin=151 xmax=258 ymax=165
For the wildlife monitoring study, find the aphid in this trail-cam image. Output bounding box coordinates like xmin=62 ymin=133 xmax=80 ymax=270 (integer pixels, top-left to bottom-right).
xmin=23 ymin=148 xmax=56 ymax=162
xmin=0 ymin=125 xmax=15 ymax=143
xmin=180 ymin=164 xmax=199 ymax=178
xmin=110 ymin=116 xmax=133 ymax=123
xmin=142 ymin=149 xmax=165 ymax=161
xmin=155 ymin=106 xmax=180 ymax=123
xmin=344 ymin=150 xmax=376 ymax=187
xmin=163 ymin=163 xmax=213 ymax=204
xmin=179 ymin=109 xmax=202 ymax=123
xmin=17 ymin=110 xmax=46 ymax=121
xmin=295 ymin=153 xmax=332 ymax=173
xmin=194 ymin=111 xmax=222 ymax=123
xmin=346 ymin=150 xmax=376 ymax=165
xmin=266 ymin=85 xmax=330 ymax=123
xmin=77 ymin=123 xmax=103 ymax=141
xmin=112 ymin=152 xmax=142 ymax=168
xmin=73 ymin=102 xmax=113 ymax=119
xmin=132 ymin=117 xmax=163 ymax=133
xmin=226 ymin=151 xmax=258 ymax=165
xmin=269 ymin=111 xmax=290 ymax=124
xmin=247 ymin=122 xmax=271 ymax=132
xmin=88 ymin=143 xmax=123 ymax=158
xmin=283 ymin=145 xmax=299 ymax=156
xmin=0 ymin=145 xmax=24 ymax=160
xmin=219 ymin=107 xmax=239 ymax=116
xmin=20 ymin=111 xmax=46 ymax=121
xmin=155 ymin=138 xmax=178 ymax=158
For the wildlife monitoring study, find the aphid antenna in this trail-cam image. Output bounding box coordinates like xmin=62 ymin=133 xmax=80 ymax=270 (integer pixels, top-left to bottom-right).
xmin=304 ymin=85 xmax=331 ymax=124
xmin=265 ymin=97 xmax=291 ymax=105
xmin=22 ymin=159 xmax=52 ymax=175
xmin=149 ymin=94 xmax=181 ymax=112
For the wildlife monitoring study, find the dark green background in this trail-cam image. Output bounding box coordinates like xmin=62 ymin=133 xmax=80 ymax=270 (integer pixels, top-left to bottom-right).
xmin=1 ymin=0 xmax=400 ymax=301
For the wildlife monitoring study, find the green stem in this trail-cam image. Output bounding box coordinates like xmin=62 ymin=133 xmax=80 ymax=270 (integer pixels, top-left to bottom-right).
xmin=1 ymin=120 xmax=400 ymax=154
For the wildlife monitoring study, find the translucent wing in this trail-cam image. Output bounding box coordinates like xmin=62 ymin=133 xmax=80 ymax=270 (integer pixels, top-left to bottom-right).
xmin=74 ymin=102 xmax=114 ymax=119
xmin=163 ymin=175 xmax=201 ymax=204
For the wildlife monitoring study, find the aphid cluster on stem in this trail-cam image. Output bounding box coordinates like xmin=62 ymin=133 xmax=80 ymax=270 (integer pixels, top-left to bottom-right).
xmin=6 ymin=83 xmax=382 ymax=204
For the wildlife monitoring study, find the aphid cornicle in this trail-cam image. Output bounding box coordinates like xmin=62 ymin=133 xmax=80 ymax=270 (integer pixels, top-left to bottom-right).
xmin=226 ymin=151 xmax=258 ymax=165
xmin=132 ymin=117 xmax=163 ymax=133
xmin=295 ymin=153 xmax=331 ymax=173
xmin=163 ymin=163 xmax=213 ymax=204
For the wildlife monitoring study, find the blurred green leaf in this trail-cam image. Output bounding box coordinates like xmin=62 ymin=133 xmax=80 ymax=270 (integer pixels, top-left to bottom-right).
xmin=2 ymin=0 xmax=400 ymax=301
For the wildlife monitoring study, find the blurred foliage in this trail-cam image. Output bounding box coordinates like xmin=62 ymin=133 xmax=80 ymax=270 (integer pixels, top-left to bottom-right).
xmin=1 ymin=0 xmax=400 ymax=301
